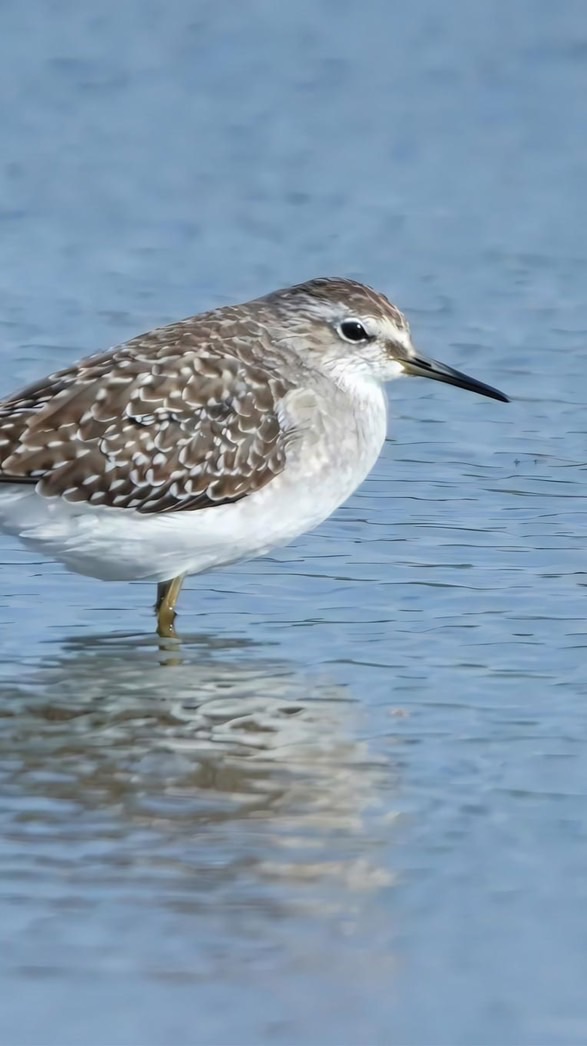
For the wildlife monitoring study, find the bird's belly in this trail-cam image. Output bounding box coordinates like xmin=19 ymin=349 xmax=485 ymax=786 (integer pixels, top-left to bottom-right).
xmin=0 ymin=398 xmax=386 ymax=583
xmin=0 ymin=479 xmax=350 ymax=583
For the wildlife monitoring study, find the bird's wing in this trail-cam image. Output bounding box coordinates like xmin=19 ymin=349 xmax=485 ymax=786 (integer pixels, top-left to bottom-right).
xmin=0 ymin=321 xmax=292 ymax=514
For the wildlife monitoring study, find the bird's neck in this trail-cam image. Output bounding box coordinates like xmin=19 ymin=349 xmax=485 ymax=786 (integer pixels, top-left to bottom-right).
xmin=323 ymin=357 xmax=385 ymax=403
xmin=324 ymin=359 xmax=388 ymax=452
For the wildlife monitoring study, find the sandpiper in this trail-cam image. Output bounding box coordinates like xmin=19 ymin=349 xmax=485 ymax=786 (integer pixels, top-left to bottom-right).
xmin=0 ymin=277 xmax=508 ymax=635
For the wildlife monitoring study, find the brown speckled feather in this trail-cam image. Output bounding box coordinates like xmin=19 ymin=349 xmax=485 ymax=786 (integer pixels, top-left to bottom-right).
xmin=0 ymin=277 xmax=409 ymax=515
xmin=0 ymin=311 xmax=293 ymax=514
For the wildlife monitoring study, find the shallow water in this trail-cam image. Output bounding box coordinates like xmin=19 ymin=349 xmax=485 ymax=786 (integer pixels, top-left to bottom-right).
xmin=1 ymin=0 xmax=587 ymax=1043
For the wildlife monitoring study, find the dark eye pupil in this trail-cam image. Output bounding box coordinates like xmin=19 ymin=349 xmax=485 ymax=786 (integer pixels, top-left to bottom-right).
xmin=340 ymin=320 xmax=369 ymax=342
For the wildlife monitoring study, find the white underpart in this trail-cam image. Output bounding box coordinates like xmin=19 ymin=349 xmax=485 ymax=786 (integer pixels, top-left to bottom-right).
xmin=0 ymin=369 xmax=388 ymax=582
xmin=385 ymin=360 xmax=406 ymax=380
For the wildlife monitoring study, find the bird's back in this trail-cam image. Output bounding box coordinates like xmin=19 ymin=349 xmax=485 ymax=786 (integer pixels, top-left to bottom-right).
xmin=0 ymin=309 xmax=299 ymax=514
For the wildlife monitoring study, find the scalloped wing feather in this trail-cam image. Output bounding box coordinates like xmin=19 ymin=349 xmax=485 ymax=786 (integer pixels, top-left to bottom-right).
xmin=0 ymin=321 xmax=292 ymax=514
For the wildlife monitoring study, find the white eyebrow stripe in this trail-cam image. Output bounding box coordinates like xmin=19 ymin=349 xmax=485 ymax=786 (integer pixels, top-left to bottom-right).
xmin=389 ymin=325 xmax=412 ymax=352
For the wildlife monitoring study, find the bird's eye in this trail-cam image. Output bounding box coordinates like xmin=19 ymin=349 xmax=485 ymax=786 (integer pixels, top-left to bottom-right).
xmin=338 ymin=319 xmax=371 ymax=343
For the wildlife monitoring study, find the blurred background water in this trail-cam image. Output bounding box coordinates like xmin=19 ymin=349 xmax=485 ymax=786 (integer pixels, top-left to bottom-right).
xmin=0 ymin=0 xmax=586 ymax=1043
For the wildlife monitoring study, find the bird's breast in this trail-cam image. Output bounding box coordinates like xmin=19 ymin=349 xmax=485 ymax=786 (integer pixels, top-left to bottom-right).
xmin=280 ymin=374 xmax=388 ymax=499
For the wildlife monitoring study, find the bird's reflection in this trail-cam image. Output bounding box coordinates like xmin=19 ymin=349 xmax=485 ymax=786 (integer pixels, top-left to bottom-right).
xmin=0 ymin=632 xmax=396 ymax=927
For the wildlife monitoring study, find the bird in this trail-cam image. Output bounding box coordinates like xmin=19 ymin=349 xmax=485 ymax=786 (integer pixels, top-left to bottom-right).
xmin=0 ymin=277 xmax=509 ymax=636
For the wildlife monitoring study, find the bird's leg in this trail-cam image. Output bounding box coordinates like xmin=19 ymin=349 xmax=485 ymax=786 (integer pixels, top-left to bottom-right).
xmin=155 ymin=575 xmax=185 ymax=638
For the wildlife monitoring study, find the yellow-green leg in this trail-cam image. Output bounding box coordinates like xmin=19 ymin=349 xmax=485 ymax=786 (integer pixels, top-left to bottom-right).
xmin=155 ymin=575 xmax=185 ymax=638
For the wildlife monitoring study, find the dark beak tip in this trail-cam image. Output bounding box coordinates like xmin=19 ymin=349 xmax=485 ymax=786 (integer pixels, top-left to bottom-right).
xmin=487 ymin=388 xmax=510 ymax=404
xmin=464 ymin=383 xmax=510 ymax=404
xmin=406 ymin=355 xmax=509 ymax=404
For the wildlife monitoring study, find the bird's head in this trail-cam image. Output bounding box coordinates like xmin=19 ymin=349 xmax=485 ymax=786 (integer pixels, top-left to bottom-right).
xmin=262 ymin=277 xmax=509 ymax=403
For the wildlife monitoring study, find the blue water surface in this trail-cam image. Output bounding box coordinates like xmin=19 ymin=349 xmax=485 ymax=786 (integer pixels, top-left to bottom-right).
xmin=0 ymin=1 xmax=586 ymax=1043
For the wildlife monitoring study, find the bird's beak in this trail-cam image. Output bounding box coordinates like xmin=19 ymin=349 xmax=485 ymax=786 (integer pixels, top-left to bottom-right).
xmin=401 ymin=350 xmax=509 ymax=403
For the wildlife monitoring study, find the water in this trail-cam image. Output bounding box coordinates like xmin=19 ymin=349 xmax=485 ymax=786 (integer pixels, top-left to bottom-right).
xmin=0 ymin=0 xmax=586 ymax=1042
